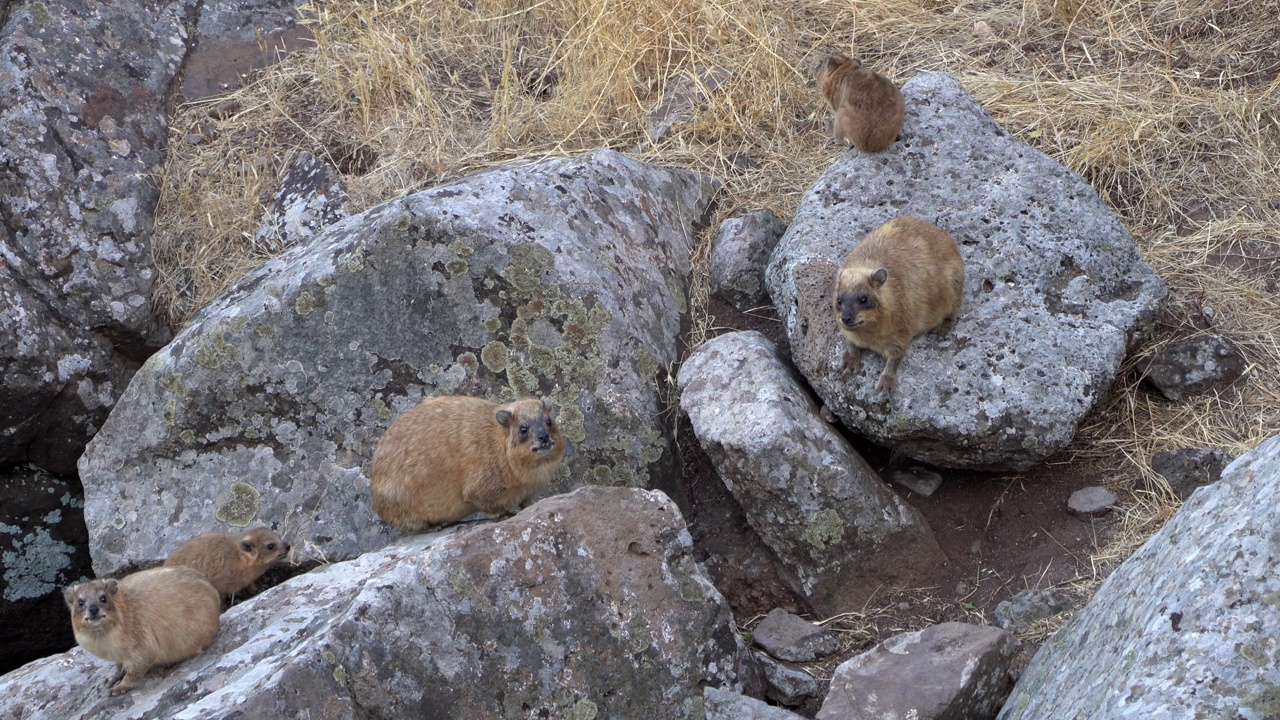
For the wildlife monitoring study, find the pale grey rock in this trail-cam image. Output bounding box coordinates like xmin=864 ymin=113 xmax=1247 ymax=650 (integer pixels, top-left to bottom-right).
xmin=1141 ymin=334 xmax=1246 ymax=401
xmin=253 ymin=151 xmax=349 ymax=252
xmin=0 ymin=487 xmax=760 ymax=719
xmin=819 ymin=622 xmax=1017 ymax=720
xmin=710 ymin=209 xmax=788 ymax=309
xmin=0 ymin=0 xmax=193 ymax=472
xmin=758 ymin=653 xmax=819 ymax=707
xmin=752 ymin=608 xmax=840 ymax=663
xmin=79 ymin=150 xmax=716 ymax=574
xmin=1066 ymin=486 xmax=1117 ymax=519
xmin=704 ymin=687 xmax=807 ymax=720
xmin=766 ymin=72 xmax=1166 ymax=471
xmin=1148 ymin=446 xmax=1234 ymax=500
xmin=993 ymin=588 xmax=1075 ymax=633
xmin=1000 ymin=433 xmax=1280 ymax=720
xmin=678 ymin=331 xmax=943 ymax=615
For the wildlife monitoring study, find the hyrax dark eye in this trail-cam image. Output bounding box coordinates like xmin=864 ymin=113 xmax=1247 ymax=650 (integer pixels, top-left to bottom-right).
xmin=857 ymin=294 xmax=869 ymax=306
xmin=77 ymin=598 xmax=85 ymax=607
xmin=99 ymin=595 xmax=108 ymax=603
xmin=266 ymin=543 xmax=276 ymax=551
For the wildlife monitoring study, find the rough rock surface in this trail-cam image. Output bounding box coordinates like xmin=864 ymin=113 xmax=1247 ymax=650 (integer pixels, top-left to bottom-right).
xmin=1141 ymin=334 xmax=1246 ymax=401
xmin=993 ymin=588 xmax=1075 ymax=633
xmin=253 ymin=150 xmax=349 ymax=252
xmin=182 ymin=0 xmax=307 ymax=100
xmin=0 ymin=466 xmax=92 ymax=675
xmin=79 ymin=150 xmax=716 ymax=573
xmin=678 ymin=331 xmax=943 ymax=614
xmin=752 ymin=608 xmax=840 ymax=663
xmin=1000 ymin=434 xmax=1280 ymax=720
xmin=710 ymin=209 xmax=788 ymax=309
xmin=766 ymin=72 xmax=1166 ymax=471
xmin=758 ymin=653 xmax=819 ymax=707
xmin=819 ymin=622 xmax=1017 ymax=720
xmin=0 ymin=0 xmax=196 ymax=472
xmin=1066 ymin=486 xmax=1117 ymax=519
xmin=705 ymin=687 xmax=807 ymax=720
xmin=1148 ymin=446 xmax=1234 ymax=500
xmin=0 ymin=487 xmax=761 ymax=718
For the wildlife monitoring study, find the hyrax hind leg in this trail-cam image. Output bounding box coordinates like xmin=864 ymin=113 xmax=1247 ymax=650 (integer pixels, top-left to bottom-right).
xmin=108 ymin=662 xmax=152 ymax=695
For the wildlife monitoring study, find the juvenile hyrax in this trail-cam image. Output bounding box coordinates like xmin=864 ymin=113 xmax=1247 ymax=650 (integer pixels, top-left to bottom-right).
xmin=818 ymin=52 xmax=905 ymax=152
xmin=370 ymin=396 xmax=564 ymax=532
xmin=834 ymin=216 xmax=964 ymax=394
xmin=164 ymin=526 xmax=291 ymax=598
xmin=64 ymin=567 xmax=220 ymax=695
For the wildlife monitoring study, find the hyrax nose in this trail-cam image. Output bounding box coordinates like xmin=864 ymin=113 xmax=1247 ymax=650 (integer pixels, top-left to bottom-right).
xmin=536 ymin=427 xmax=551 ymax=444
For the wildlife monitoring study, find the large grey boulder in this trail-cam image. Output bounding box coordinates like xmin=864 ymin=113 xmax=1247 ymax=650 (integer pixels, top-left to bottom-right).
xmin=818 ymin=622 xmax=1016 ymax=720
xmin=999 ymin=433 xmax=1280 ymax=719
xmin=766 ymin=72 xmax=1166 ymax=471
xmin=678 ymin=331 xmax=943 ymax=614
xmin=0 ymin=487 xmax=760 ymax=718
xmin=0 ymin=0 xmax=196 ymax=472
xmin=79 ymin=150 xmax=716 ymax=573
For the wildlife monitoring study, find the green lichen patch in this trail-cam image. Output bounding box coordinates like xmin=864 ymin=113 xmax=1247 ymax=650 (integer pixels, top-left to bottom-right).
xmin=803 ymin=508 xmax=845 ymax=550
xmin=216 ymin=482 xmax=261 ymax=526
xmin=295 ymin=291 xmax=318 ymax=316
xmin=481 ymin=342 xmax=509 ymax=374
xmin=567 ymin=699 xmax=598 ymax=720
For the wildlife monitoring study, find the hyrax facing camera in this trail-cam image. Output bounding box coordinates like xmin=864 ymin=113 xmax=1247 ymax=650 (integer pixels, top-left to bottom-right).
xmin=834 ymin=216 xmax=964 ymax=394
xmin=818 ymin=52 xmax=905 ymax=152
xmin=370 ymin=395 xmax=563 ymax=531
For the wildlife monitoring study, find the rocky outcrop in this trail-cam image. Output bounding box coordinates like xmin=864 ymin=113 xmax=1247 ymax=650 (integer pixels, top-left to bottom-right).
xmin=819 ymin=622 xmax=1016 ymax=720
xmin=79 ymin=150 xmax=716 ymax=574
xmin=766 ymin=72 xmax=1166 ymax=471
xmin=0 ymin=0 xmax=198 ymax=473
xmin=710 ymin=209 xmax=788 ymax=309
xmin=999 ymin=434 xmax=1280 ymax=719
xmin=678 ymin=331 xmax=943 ymax=614
xmin=0 ymin=487 xmax=761 ymax=718
xmin=0 ymin=466 xmax=93 ymax=675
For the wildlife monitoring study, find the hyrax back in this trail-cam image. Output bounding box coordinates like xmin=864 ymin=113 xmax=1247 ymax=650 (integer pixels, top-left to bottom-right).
xmin=63 ymin=567 xmax=220 ymax=695
xmin=818 ymin=52 xmax=905 ymax=152
xmin=370 ymin=396 xmax=563 ymax=532
xmin=833 ymin=216 xmax=964 ymax=394
xmin=164 ymin=526 xmax=291 ymax=597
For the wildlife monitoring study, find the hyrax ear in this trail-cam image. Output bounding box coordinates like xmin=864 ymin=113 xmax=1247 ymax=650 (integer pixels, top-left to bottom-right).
xmin=495 ymin=408 xmax=513 ymax=428
xmin=63 ymin=585 xmax=77 ymax=607
xmin=105 ymin=579 xmax=119 ymax=596
xmin=540 ymin=397 xmax=556 ymax=417
xmin=870 ymin=268 xmax=888 ymax=288
xmin=239 ymin=540 xmax=254 ymax=553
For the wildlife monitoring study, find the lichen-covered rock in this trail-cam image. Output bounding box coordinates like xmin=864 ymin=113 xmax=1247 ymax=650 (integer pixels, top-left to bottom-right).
xmin=253 ymin=150 xmax=349 ymax=252
xmin=678 ymin=331 xmax=943 ymax=614
xmin=0 ymin=0 xmax=195 ymax=472
xmin=0 ymin=487 xmax=759 ymax=719
xmin=819 ymin=622 xmax=1017 ymax=720
xmin=992 ymin=588 xmax=1075 ymax=634
xmin=79 ymin=150 xmax=716 ymax=573
xmin=710 ymin=209 xmax=788 ymax=309
xmin=1140 ymin=334 xmax=1246 ymax=401
xmin=0 ymin=465 xmax=92 ymax=675
xmin=705 ymin=687 xmax=807 ymax=720
xmin=766 ymin=72 xmax=1166 ymax=471
xmin=999 ymin=433 xmax=1280 ymax=720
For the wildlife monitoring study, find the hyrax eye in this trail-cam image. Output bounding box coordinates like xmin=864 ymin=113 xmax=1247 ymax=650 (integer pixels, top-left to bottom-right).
xmin=99 ymin=595 xmax=108 ymax=604
xmin=856 ymin=294 xmax=870 ymax=306
xmin=519 ymin=424 xmax=529 ymax=435
xmin=266 ymin=543 xmax=276 ymax=551
xmin=77 ymin=598 xmax=85 ymax=607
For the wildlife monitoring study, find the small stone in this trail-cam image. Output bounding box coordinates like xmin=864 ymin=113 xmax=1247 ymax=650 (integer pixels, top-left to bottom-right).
xmin=886 ymin=465 xmax=943 ymax=497
xmin=709 ymin=209 xmax=788 ymax=310
xmin=1140 ymin=334 xmax=1246 ymax=401
xmin=1147 ymin=447 xmax=1235 ymax=500
xmin=973 ymin=20 xmax=994 ymax=39
xmin=993 ymin=588 xmax=1075 ymax=633
xmin=757 ymin=653 xmax=818 ymax=707
xmin=1067 ymin=486 xmax=1117 ymax=519
xmin=752 ymin=608 xmax=840 ymax=662
xmin=1268 ymin=197 xmax=1280 ymax=210
xmin=818 ymin=405 xmax=836 ymax=423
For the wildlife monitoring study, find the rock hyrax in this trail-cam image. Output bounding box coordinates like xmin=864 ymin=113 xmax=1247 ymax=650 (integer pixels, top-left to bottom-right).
xmin=164 ymin=526 xmax=291 ymax=598
xmin=64 ymin=567 xmax=220 ymax=695
xmin=370 ymin=396 xmax=564 ymax=531
xmin=834 ymin=216 xmax=964 ymax=394
xmin=818 ymin=52 xmax=905 ymax=152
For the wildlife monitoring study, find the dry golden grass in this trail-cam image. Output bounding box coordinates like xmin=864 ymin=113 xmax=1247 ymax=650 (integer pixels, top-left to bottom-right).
xmin=154 ymin=0 xmax=1280 ymax=582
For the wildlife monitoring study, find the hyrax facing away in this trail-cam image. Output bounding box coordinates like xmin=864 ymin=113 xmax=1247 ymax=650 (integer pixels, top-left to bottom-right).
xmin=834 ymin=216 xmax=964 ymax=394
xmin=818 ymin=52 xmax=905 ymax=152
xmin=164 ymin=526 xmax=291 ymax=598
xmin=370 ymin=396 xmax=563 ymax=532
xmin=64 ymin=567 xmax=220 ymax=695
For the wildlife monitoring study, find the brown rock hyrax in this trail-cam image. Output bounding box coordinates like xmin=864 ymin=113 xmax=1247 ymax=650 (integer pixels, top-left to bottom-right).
xmin=818 ymin=52 xmax=905 ymax=152
xmin=63 ymin=567 xmax=220 ymax=695
xmin=834 ymin=216 xmax=964 ymax=394
xmin=370 ymin=396 xmax=564 ymax=531
xmin=164 ymin=526 xmax=291 ymax=598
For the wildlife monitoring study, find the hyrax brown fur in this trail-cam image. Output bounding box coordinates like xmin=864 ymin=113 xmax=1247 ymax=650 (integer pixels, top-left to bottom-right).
xmin=370 ymin=396 xmax=564 ymax=532
xmin=63 ymin=567 xmax=220 ymax=695
xmin=164 ymin=526 xmax=291 ymax=598
xmin=834 ymin=216 xmax=965 ymax=394
xmin=818 ymin=52 xmax=905 ymax=152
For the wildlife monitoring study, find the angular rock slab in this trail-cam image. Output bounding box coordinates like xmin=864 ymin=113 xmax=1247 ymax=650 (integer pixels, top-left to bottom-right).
xmin=79 ymin=150 xmax=716 ymax=573
xmin=0 ymin=487 xmax=760 ymax=719
xmin=705 ymin=687 xmax=807 ymax=720
xmin=818 ymin=622 xmax=1016 ymax=720
xmin=766 ymin=72 xmax=1166 ymax=471
xmin=679 ymin=331 xmax=943 ymax=614
xmin=999 ymin=434 xmax=1280 ymax=719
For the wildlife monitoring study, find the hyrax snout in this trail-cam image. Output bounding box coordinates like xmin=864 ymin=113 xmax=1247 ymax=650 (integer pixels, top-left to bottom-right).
xmin=164 ymin=526 xmax=291 ymax=598
xmin=834 ymin=216 xmax=964 ymax=394
xmin=818 ymin=52 xmax=905 ymax=152
xmin=370 ymin=395 xmax=564 ymax=532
